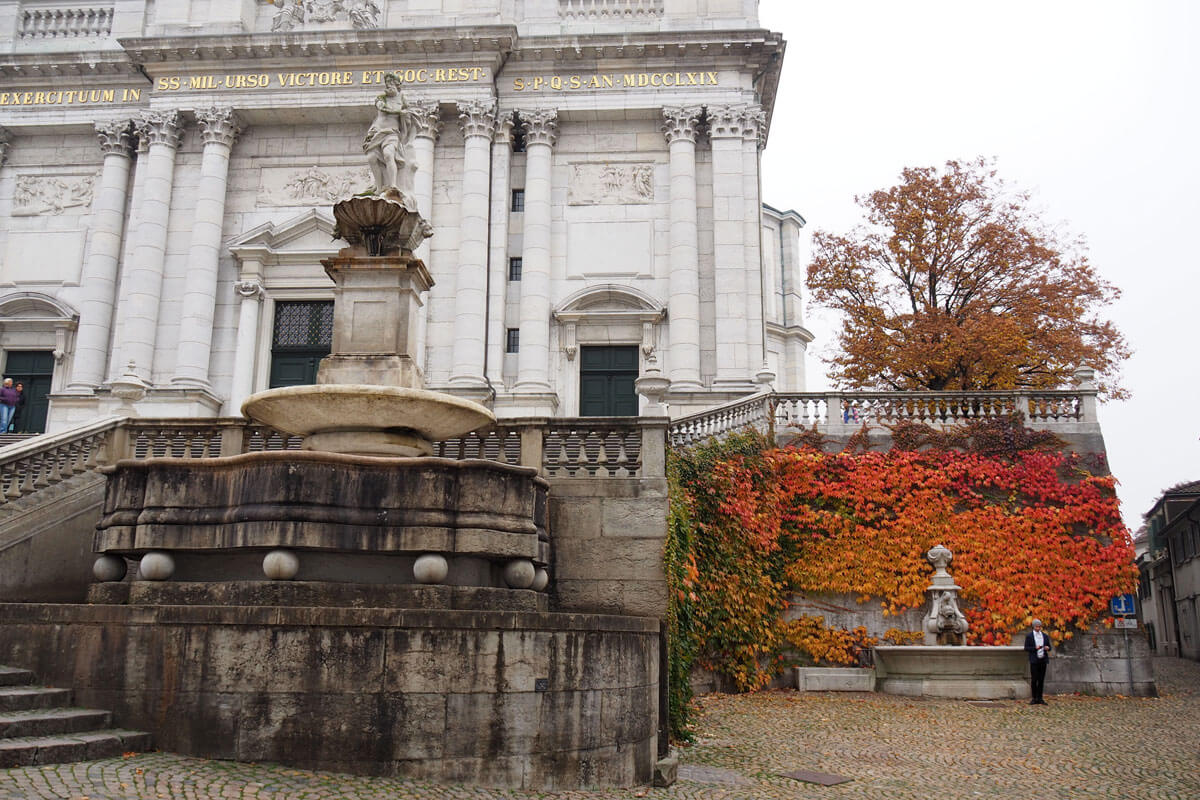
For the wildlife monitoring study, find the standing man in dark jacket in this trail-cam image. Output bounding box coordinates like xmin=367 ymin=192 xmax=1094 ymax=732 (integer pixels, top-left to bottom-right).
xmin=1024 ymin=618 xmax=1052 ymax=705
xmin=10 ymin=382 xmax=25 ymax=432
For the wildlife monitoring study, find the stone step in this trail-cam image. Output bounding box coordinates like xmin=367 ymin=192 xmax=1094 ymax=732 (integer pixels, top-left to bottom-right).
xmin=0 ymin=666 xmax=34 ymax=687
xmin=0 ymin=708 xmax=111 ymax=739
xmin=0 ymin=729 xmax=152 ymax=768
xmin=0 ymin=686 xmax=73 ymax=712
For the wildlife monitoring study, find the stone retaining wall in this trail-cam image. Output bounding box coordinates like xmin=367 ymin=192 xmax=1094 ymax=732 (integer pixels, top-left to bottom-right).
xmin=0 ymin=603 xmax=661 ymax=789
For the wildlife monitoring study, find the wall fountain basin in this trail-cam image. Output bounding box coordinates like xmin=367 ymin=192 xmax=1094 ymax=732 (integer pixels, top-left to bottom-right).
xmin=872 ymin=645 xmax=1030 ymax=699
xmin=242 ymin=384 xmax=496 ymax=456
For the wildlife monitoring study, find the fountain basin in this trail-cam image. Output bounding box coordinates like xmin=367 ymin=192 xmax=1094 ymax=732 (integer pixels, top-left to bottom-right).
xmin=873 ymin=646 xmax=1029 ymax=699
xmin=242 ymin=384 xmax=496 ymax=456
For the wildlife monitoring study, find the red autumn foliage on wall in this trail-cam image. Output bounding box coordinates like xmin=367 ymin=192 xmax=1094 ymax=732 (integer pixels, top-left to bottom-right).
xmin=668 ymin=432 xmax=1137 ymax=700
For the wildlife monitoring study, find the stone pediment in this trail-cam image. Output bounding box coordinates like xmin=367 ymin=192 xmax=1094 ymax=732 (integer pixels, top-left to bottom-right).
xmin=228 ymin=210 xmax=342 ymax=265
xmin=0 ymin=291 xmax=78 ymax=324
xmin=553 ymin=284 xmax=665 ymax=323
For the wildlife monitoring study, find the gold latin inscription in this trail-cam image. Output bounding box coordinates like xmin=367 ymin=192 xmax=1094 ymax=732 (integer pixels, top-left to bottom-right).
xmin=512 ymin=71 xmax=720 ymax=91
xmin=0 ymin=67 xmax=718 ymax=106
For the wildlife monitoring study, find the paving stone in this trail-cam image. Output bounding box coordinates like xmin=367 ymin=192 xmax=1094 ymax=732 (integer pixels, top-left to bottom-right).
xmin=0 ymin=687 xmax=72 ymax=712
xmin=0 ymin=656 xmax=1196 ymax=799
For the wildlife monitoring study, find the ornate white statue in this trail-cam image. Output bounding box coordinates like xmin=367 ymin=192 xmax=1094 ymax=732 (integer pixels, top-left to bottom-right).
xmin=363 ymin=72 xmax=420 ymax=198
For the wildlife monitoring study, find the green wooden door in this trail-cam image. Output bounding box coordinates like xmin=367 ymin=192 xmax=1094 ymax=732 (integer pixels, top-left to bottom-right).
xmin=4 ymin=350 xmax=54 ymax=433
xmin=268 ymin=301 xmax=333 ymax=389
xmin=579 ymin=346 xmax=639 ymax=417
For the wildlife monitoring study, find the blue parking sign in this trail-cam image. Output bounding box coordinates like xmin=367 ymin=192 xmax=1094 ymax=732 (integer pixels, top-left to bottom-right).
xmin=1110 ymin=594 xmax=1136 ymax=616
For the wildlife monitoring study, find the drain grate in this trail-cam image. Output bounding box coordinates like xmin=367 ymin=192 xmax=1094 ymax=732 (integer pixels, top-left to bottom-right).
xmin=781 ymin=769 xmax=853 ymax=786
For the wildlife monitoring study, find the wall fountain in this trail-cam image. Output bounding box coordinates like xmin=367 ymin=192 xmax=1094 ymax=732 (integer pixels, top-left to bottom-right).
xmin=872 ymin=545 xmax=1030 ymax=700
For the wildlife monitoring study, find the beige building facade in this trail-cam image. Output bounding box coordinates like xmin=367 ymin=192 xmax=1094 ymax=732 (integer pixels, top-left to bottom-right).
xmin=0 ymin=0 xmax=810 ymax=432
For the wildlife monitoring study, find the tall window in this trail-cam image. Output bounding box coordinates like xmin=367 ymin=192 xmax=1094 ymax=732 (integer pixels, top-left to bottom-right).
xmin=508 ymin=257 xmax=523 ymax=281
xmin=269 ymin=301 xmax=334 ymax=388
xmin=505 ymin=328 xmax=520 ymax=353
xmin=511 ymin=189 xmax=525 ymax=212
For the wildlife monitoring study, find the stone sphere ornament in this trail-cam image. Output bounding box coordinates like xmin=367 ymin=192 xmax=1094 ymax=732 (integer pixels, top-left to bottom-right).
xmin=413 ymin=553 xmax=449 ymax=584
xmin=92 ymin=554 xmax=127 ymax=583
xmin=503 ymin=558 xmax=536 ymax=589
xmin=262 ymin=549 xmax=300 ymax=581
xmin=531 ymin=567 xmax=549 ymax=593
xmin=138 ymin=551 xmax=175 ymax=581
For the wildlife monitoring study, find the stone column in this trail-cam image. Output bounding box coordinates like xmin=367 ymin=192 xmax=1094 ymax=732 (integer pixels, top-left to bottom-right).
xmin=486 ymin=111 xmax=515 ymax=386
xmin=108 ymin=129 xmax=151 ymax=382
xmin=410 ymin=101 xmax=440 ymax=375
xmin=515 ymin=108 xmax=557 ymax=393
xmin=742 ymin=105 xmax=767 ymax=374
xmin=66 ymin=119 xmax=134 ymax=393
xmin=172 ymin=106 xmax=242 ymax=389
xmin=118 ymin=110 xmax=182 ymax=384
xmin=228 ymin=278 xmax=263 ymax=414
xmin=707 ymin=104 xmax=752 ymax=389
xmin=449 ymin=99 xmax=496 ymax=394
xmin=662 ymin=105 xmax=703 ymax=391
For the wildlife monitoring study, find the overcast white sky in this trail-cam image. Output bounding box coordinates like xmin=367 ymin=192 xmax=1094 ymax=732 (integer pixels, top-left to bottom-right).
xmin=757 ymin=0 xmax=1200 ymax=531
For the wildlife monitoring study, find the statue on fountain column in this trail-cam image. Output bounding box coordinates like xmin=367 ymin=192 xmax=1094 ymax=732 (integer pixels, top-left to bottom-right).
xmin=363 ymin=72 xmax=420 ymax=203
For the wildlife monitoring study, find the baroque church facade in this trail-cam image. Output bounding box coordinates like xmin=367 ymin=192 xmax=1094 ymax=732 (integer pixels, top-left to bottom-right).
xmin=0 ymin=0 xmax=810 ymax=433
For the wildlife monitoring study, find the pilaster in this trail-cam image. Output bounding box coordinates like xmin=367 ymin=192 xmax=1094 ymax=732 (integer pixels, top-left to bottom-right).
xmin=173 ymin=106 xmax=242 ymax=389
xmin=228 ymin=279 xmax=264 ymax=414
xmin=119 ymin=110 xmax=183 ymax=384
xmin=486 ymin=111 xmax=515 ymax=387
xmin=662 ymin=105 xmax=703 ymax=391
xmin=410 ymin=101 xmax=440 ymax=375
xmin=449 ymin=99 xmax=497 ymax=395
xmin=742 ymin=104 xmax=767 ymax=375
xmin=66 ymin=119 xmax=135 ymax=394
xmin=515 ymin=108 xmax=558 ymax=394
xmin=707 ymin=104 xmax=753 ymax=389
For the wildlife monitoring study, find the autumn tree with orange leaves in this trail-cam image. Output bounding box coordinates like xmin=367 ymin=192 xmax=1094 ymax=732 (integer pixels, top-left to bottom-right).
xmin=807 ymin=159 xmax=1130 ymax=399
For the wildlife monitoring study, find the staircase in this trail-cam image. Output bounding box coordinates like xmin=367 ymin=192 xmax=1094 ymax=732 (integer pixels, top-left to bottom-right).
xmin=0 ymin=665 xmax=152 ymax=767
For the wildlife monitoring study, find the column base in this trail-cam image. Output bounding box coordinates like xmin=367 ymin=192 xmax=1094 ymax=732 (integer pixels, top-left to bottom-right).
xmin=169 ymin=376 xmax=213 ymax=392
xmin=493 ymin=390 xmax=559 ymax=418
xmin=439 ymin=378 xmax=494 ymax=405
xmin=668 ymin=379 xmax=705 ymax=393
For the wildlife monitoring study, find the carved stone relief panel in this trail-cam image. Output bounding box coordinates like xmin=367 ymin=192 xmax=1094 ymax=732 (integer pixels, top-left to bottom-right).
xmin=12 ymin=173 xmax=99 ymax=217
xmin=258 ymin=165 xmax=372 ymax=206
xmin=271 ymin=0 xmax=381 ymax=31
xmin=568 ymin=163 xmax=654 ymax=206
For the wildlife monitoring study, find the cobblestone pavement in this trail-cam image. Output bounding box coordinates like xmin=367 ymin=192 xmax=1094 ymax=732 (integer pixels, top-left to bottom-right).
xmin=2 ymin=657 xmax=1198 ymax=800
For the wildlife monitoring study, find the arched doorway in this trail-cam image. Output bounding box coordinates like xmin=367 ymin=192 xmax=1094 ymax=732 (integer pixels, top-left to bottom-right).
xmin=0 ymin=292 xmax=78 ymax=434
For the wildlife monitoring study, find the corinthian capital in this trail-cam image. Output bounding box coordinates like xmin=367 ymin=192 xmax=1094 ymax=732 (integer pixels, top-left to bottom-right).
xmin=95 ymin=119 xmax=134 ymax=157
xmin=136 ymin=110 xmax=184 ymax=149
xmin=196 ymin=106 xmax=242 ymax=148
xmin=705 ymin=104 xmax=749 ymax=139
xmin=410 ymin=101 xmax=442 ymax=141
xmin=521 ymin=108 xmax=558 ymax=148
xmin=0 ymin=127 xmax=10 ymax=166
xmin=494 ymin=110 xmax=515 ymax=146
xmin=457 ymin=98 xmax=496 ymax=140
xmin=662 ymin=105 xmax=702 ymax=144
xmin=743 ymin=104 xmax=767 ymax=147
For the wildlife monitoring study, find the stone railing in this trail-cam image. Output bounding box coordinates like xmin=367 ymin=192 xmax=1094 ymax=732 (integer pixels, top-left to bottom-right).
xmin=671 ymin=387 xmax=1098 ymax=447
xmin=0 ymin=415 xmax=122 ymax=503
xmin=558 ymin=0 xmax=664 ymax=20
xmin=18 ymin=6 xmax=114 ymax=39
xmin=0 ymin=415 xmax=663 ymax=512
xmin=669 ymin=390 xmax=774 ymax=447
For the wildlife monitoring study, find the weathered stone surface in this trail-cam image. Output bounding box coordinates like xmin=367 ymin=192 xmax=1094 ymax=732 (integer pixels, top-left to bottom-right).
xmin=94 ymin=453 xmax=548 ymax=591
xmin=0 ymin=603 xmax=659 ymax=789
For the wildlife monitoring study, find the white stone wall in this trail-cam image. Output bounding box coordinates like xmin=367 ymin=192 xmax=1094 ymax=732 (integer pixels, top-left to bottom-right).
xmin=0 ymin=1 xmax=800 ymax=425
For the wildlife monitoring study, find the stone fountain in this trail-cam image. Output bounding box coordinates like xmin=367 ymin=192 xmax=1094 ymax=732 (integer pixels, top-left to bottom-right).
xmin=873 ymin=545 xmax=1029 ymax=699
xmin=81 ymin=78 xmax=661 ymax=788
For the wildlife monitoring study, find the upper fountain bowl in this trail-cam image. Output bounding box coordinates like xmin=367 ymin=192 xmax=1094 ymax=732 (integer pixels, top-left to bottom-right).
xmin=242 ymin=384 xmax=496 ymax=457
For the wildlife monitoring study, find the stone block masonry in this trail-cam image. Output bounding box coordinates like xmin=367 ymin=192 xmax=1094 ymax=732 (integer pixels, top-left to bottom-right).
xmin=0 ymin=603 xmax=661 ymax=789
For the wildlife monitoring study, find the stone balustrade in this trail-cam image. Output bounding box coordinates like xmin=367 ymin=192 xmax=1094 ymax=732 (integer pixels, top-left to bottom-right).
xmin=672 ymin=387 xmax=1099 ymax=448
xmin=18 ymin=6 xmax=114 ymax=39
xmin=0 ymin=415 xmax=120 ymax=503
xmin=558 ymin=0 xmax=664 ymax=20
